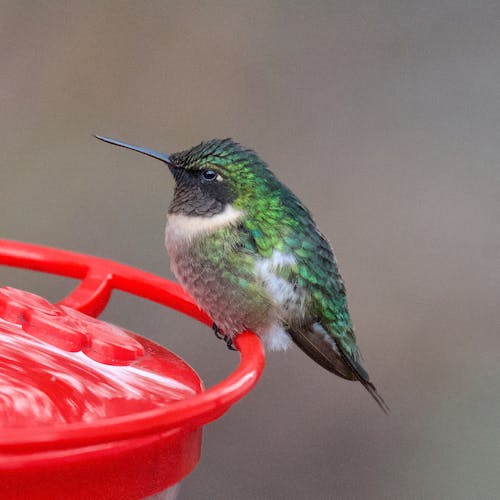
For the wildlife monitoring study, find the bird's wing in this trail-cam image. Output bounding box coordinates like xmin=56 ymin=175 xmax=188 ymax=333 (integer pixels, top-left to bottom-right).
xmin=239 ymin=205 xmax=389 ymax=412
xmin=286 ymin=324 xmax=358 ymax=380
xmin=291 ymin=225 xmax=389 ymax=413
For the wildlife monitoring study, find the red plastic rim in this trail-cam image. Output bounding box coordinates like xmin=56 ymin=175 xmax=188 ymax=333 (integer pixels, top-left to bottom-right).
xmin=0 ymin=239 xmax=265 ymax=452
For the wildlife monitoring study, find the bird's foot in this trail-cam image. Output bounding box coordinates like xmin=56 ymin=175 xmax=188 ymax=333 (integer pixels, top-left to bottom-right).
xmin=212 ymin=323 xmax=238 ymax=351
xmin=212 ymin=322 xmax=225 ymax=340
xmin=225 ymin=336 xmax=238 ymax=351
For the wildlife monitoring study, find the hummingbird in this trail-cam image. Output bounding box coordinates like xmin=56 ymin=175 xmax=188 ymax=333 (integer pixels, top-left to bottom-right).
xmin=95 ymin=135 xmax=388 ymax=413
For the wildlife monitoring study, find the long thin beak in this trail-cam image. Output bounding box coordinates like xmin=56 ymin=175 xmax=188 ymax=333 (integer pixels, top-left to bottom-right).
xmin=94 ymin=134 xmax=172 ymax=164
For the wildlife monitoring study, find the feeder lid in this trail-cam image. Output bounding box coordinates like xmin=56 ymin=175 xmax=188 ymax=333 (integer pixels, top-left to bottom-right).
xmin=0 ymin=286 xmax=203 ymax=427
xmin=0 ymin=286 xmax=203 ymax=499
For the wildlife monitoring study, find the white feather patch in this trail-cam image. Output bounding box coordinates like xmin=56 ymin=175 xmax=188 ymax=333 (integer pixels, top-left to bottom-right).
xmin=255 ymin=250 xmax=306 ymax=315
xmin=165 ymin=204 xmax=245 ymax=245
xmin=255 ymin=251 xmax=296 ymax=300
xmin=312 ymin=322 xmax=340 ymax=353
xmin=262 ymin=323 xmax=293 ymax=351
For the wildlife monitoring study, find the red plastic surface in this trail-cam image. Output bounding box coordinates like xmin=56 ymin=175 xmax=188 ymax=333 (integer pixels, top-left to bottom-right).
xmin=0 ymin=301 xmax=202 ymax=426
xmin=0 ymin=239 xmax=266 ymax=499
xmin=0 ymin=287 xmax=145 ymax=362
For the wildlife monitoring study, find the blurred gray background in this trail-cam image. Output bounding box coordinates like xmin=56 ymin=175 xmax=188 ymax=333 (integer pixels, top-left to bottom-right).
xmin=1 ymin=1 xmax=499 ymax=499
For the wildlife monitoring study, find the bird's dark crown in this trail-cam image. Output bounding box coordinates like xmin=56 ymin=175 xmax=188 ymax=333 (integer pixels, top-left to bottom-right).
xmin=170 ymin=138 xmax=265 ymax=172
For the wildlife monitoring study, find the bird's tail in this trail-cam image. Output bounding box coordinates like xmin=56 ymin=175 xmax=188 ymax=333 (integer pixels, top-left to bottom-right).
xmin=289 ymin=326 xmax=389 ymax=414
xmin=337 ymin=343 xmax=390 ymax=414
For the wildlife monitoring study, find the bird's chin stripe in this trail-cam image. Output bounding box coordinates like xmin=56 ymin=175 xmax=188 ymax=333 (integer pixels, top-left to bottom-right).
xmin=165 ymin=204 xmax=245 ymax=242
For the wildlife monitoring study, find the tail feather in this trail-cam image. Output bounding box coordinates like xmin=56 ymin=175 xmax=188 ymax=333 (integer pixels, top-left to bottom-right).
xmin=289 ymin=326 xmax=389 ymax=414
xmin=337 ymin=344 xmax=390 ymax=414
xmin=360 ymin=379 xmax=390 ymax=415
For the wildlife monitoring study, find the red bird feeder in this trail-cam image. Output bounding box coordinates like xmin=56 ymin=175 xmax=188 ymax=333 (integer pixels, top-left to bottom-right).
xmin=0 ymin=239 xmax=265 ymax=500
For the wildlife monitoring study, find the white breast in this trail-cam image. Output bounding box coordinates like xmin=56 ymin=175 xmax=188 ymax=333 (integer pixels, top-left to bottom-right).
xmin=165 ymin=204 xmax=245 ymax=248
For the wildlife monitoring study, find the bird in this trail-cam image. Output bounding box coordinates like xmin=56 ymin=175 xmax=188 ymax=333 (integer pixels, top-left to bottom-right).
xmin=95 ymin=134 xmax=388 ymax=413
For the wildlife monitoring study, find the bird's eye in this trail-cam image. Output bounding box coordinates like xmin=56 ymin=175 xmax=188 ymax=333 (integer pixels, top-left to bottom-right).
xmin=201 ymin=169 xmax=218 ymax=182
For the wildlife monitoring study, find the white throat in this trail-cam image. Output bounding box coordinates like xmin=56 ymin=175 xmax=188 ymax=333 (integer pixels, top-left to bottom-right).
xmin=165 ymin=204 xmax=245 ymax=245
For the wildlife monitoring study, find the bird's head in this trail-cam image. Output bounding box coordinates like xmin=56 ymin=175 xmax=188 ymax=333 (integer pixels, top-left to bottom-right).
xmin=95 ymin=135 xmax=278 ymax=217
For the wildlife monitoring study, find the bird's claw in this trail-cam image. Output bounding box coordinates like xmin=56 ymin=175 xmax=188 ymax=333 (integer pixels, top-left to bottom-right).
xmin=212 ymin=322 xmax=225 ymax=340
xmin=225 ymin=336 xmax=238 ymax=351
xmin=212 ymin=323 xmax=238 ymax=351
